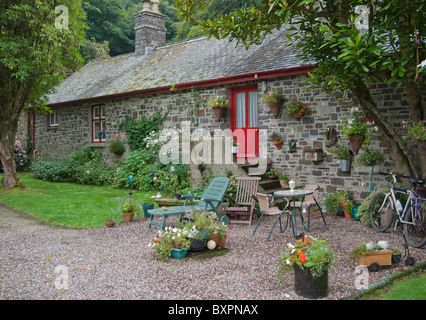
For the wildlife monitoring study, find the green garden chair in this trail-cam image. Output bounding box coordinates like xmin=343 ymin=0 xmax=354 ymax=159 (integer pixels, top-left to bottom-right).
xmin=147 ymin=177 xmax=231 ymax=229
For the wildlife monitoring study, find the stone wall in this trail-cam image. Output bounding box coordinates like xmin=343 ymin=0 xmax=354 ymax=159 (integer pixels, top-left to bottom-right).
xmin=20 ymin=72 xmax=422 ymax=201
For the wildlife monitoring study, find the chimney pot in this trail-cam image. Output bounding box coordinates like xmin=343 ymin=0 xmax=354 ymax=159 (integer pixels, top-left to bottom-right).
xmin=134 ymin=0 xmax=166 ymax=55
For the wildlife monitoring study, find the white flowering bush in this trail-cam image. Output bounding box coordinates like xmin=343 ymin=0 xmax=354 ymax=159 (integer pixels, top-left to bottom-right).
xmin=149 ymin=226 xmax=192 ymax=261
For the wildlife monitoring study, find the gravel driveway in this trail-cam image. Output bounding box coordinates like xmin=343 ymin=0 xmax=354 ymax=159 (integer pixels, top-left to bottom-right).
xmin=0 ymin=203 xmax=424 ymax=301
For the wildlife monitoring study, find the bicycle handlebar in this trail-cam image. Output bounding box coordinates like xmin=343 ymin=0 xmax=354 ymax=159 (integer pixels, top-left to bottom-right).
xmin=378 ymin=172 xmax=425 ymax=186
xmin=378 ymin=172 xmax=410 ymax=179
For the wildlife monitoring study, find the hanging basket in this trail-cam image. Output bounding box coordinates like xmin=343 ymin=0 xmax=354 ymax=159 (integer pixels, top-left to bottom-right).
xmin=292 ymin=112 xmax=303 ymax=119
xmin=268 ymin=103 xmax=281 ymax=118
xmin=212 ymin=107 xmax=226 ymax=121
xmin=349 ymin=135 xmax=365 ymax=153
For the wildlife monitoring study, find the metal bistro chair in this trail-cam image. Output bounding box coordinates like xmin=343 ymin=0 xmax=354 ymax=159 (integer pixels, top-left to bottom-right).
xmin=293 ymin=184 xmax=326 ymax=231
xmin=252 ymin=193 xmax=292 ymax=241
xmin=225 ymin=177 xmax=261 ymax=226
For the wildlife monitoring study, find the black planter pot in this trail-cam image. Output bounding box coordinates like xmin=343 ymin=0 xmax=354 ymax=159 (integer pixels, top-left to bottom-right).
xmin=392 ymin=254 xmax=402 ymax=264
xmin=189 ymin=239 xmax=206 ymax=252
xmin=294 ymin=263 xmax=329 ymax=299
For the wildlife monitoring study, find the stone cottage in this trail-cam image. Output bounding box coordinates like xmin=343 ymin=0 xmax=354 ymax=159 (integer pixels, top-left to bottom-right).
xmin=18 ymin=0 xmax=407 ymax=200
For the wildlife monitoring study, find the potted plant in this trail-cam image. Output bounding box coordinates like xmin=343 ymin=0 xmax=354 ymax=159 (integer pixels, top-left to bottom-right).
xmin=148 ymin=226 xmax=192 ymax=261
xmin=108 ymin=133 xmax=125 ymax=156
xmin=391 ymin=248 xmax=402 ymax=264
xmin=277 ymin=236 xmax=335 ymax=298
xmin=232 ymin=138 xmax=239 ymax=153
xmin=104 ymin=209 xmax=118 ymax=228
xmin=278 ymin=175 xmax=289 ymax=189
xmin=356 ymin=147 xmax=385 ymax=167
xmin=262 ymin=89 xmax=286 ymax=118
xmin=208 ymin=96 xmax=229 ymax=121
xmin=323 ymin=190 xmax=352 ymax=216
xmin=340 ymin=107 xmax=378 ymax=152
xmin=348 ymin=241 xmax=393 ymax=272
xmin=339 ymin=193 xmax=353 ymax=220
xmin=283 ymin=99 xmax=310 ymax=119
xmin=185 ymin=210 xmax=215 ymax=251
xmin=117 ymin=194 xmax=143 ymax=223
xmin=329 ymin=140 xmax=354 ymax=172
xmin=270 ymin=132 xmax=283 ymax=149
xmin=266 ymin=169 xmax=278 ymax=180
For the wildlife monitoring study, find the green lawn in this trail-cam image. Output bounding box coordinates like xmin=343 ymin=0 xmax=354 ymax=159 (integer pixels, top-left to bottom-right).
xmin=361 ymin=272 xmax=426 ymax=300
xmin=0 ymin=173 xmax=157 ymax=229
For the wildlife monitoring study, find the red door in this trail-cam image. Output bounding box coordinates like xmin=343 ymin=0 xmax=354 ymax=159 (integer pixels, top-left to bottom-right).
xmin=230 ymin=85 xmax=259 ymax=160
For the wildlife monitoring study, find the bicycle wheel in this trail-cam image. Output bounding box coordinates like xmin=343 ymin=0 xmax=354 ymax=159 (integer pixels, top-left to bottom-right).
xmin=403 ymin=202 xmax=426 ymax=248
xmin=369 ymin=193 xmax=395 ymax=232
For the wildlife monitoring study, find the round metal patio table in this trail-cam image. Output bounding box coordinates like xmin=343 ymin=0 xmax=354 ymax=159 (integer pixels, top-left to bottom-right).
xmin=273 ymin=189 xmax=313 ymax=238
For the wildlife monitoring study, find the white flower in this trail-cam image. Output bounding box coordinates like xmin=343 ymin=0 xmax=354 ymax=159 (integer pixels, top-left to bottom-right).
xmin=287 ymin=243 xmax=294 ymax=249
xmin=286 ymin=258 xmax=291 ymax=265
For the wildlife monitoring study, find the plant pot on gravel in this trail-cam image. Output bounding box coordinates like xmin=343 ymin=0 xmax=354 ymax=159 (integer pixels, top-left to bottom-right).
xmin=189 ymin=239 xmax=206 ymax=252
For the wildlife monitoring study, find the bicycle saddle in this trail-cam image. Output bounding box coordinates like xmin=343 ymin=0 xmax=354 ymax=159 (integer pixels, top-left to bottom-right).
xmin=410 ymin=177 xmax=425 ymax=185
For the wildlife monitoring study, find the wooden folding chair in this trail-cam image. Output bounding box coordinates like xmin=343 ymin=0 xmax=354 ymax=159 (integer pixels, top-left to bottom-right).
xmin=225 ymin=177 xmax=261 ymax=226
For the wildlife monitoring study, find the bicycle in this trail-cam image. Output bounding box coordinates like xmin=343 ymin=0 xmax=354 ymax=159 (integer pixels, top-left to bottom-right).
xmin=369 ymin=172 xmax=426 ymax=249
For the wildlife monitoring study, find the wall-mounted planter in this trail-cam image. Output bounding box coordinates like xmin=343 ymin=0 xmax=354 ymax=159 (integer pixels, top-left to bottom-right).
xmin=304 ymin=148 xmax=325 ymax=163
xmin=339 ymin=159 xmax=351 ymax=172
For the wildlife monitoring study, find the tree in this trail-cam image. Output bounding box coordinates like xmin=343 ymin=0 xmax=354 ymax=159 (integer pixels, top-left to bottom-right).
xmin=84 ymin=0 xmax=135 ymax=56
xmin=0 ymin=0 xmax=86 ymax=189
xmin=175 ymin=0 xmax=425 ymax=179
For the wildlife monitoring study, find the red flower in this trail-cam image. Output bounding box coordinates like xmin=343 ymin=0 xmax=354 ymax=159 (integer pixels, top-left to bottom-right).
xmin=298 ymin=251 xmax=307 ymax=263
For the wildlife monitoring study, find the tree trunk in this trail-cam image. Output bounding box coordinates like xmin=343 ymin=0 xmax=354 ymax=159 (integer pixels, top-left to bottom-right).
xmin=0 ymin=137 xmax=19 ymax=189
xmin=350 ymin=79 xmax=420 ymax=183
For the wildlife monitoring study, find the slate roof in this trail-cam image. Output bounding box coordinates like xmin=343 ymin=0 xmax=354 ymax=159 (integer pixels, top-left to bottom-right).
xmin=46 ymin=28 xmax=312 ymax=106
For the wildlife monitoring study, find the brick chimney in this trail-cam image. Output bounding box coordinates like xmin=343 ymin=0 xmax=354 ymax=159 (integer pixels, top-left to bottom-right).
xmin=134 ymin=0 xmax=166 ymax=55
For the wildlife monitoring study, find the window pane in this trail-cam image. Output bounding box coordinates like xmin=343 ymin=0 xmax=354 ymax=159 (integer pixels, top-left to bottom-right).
xmin=236 ymin=92 xmax=245 ymax=128
xmin=100 ymin=106 xmax=105 ymax=118
xmin=101 ymin=120 xmax=106 ymax=140
xmin=248 ymin=91 xmax=258 ymax=127
xmin=94 ymin=106 xmax=99 ymax=118
xmin=50 ymin=111 xmax=57 ymax=126
xmin=94 ymin=121 xmax=100 ymax=140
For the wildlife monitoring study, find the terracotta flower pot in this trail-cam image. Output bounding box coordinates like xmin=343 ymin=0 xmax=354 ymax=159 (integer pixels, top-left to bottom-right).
xmin=212 ymin=107 xmax=226 ymax=121
xmin=105 ymin=221 xmax=115 ymax=228
xmin=123 ymin=211 xmax=134 ymax=223
xmin=217 ymin=234 xmax=227 ymax=248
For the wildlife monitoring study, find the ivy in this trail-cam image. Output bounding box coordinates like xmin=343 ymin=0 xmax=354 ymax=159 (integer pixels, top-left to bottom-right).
xmin=119 ymin=110 xmax=168 ymax=151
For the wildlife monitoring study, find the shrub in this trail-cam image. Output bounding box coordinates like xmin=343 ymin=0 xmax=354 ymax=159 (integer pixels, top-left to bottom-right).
xmin=31 ymin=158 xmax=71 ymax=182
xmin=108 ymin=134 xmax=125 ymax=156
xmin=67 ymin=147 xmax=114 ymax=186
xmin=114 ymin=149 xmax=158 ymax=189
xmin=70 ymin=160 xmax=115 ymax=186
xmin=323 ymin=190 xmax=352 ymax=215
